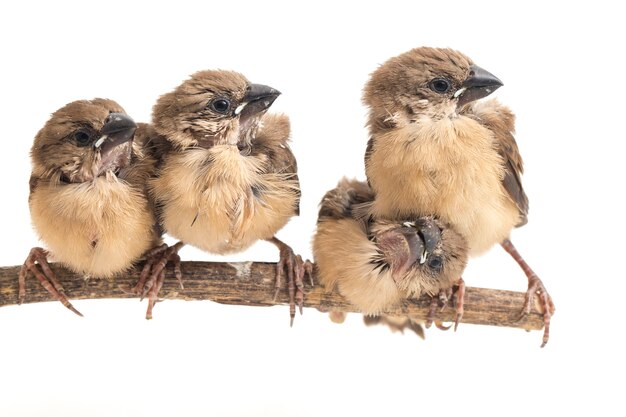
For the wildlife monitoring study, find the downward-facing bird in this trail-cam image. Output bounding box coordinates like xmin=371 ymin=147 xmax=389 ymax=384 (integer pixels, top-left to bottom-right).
xmin=313 ymin=178 xmax=468 ymax=336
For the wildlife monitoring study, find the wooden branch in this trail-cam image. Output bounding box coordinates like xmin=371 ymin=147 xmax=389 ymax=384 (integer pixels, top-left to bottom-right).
xmin=0 ymin=262 xmax=543 ymax=330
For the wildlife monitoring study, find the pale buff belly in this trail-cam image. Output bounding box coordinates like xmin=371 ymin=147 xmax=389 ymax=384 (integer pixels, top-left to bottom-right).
xmin=160 ymin=190 xmax=297 ymax=254
xmin=368 ymin=120 xmax=521 ymax=256
xmin=29 ymin=178 xmax=156 ymax=278
xmin=373 ymin=183 xmax=519 ymax=256
xmin=154 ymin=147 xmax=298 ymax=255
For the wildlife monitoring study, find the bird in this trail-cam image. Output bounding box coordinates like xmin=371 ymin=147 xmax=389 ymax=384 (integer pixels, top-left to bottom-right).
xmin=362 ymin=46 xmax=555 ymax=346
xmin=20 ymin=98 xmax=168 ymax=317
xmin=313 ymin=178 xmax=468 ymax=336
xmin=145 ymin=70 xmax=311 ymax=324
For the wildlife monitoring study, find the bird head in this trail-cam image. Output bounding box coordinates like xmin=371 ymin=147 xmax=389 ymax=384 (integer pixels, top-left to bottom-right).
xmin=363 ymin=47 xmax=502 ymax=131
xmin=31 ymin=98 xmax=137 ymax=183
xmin=152 ymin=70 xmax=281 ymax=151
xmin=372 ymin=216 xmax=468 ymax=290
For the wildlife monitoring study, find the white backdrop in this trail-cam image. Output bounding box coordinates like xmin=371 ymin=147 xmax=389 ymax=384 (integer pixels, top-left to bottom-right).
xmin=1 ymin=1 xmax=623 ymax=416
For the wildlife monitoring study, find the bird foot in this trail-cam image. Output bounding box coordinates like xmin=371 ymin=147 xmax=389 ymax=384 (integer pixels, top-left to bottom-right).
xmin=18 ymin=247 xmax=83 ymax=316
xmin=425 ymin=277 xmax=465 ymax=331
xmin=122 ymin=241 xmax=184 ymax=319
xmin=501 ymin=239 xmax=555 ymax=347
xmin=270 ymin=238 xmax=313 ymax=326
xmin=519 ymin=275 xmax=555 ymax=348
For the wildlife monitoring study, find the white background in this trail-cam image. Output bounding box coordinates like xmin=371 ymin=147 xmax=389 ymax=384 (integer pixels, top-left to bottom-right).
xmin=1 ymin=1 xmax=623 ymax=415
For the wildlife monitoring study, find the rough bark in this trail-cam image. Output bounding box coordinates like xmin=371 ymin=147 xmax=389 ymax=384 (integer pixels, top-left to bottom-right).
xmin=0 ymin=261 xmax=544 ymax=330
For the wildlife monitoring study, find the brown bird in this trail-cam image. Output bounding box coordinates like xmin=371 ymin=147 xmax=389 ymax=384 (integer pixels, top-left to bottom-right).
xmin=313 ymin=178 xmax=468 ymax=335
xmin=363 ymin=47 xmax=554 ymax=346
xmin=20 ymin=98 xmax=167 ymax=316
xmin=145 ymin=70 xmax=310 ymax=324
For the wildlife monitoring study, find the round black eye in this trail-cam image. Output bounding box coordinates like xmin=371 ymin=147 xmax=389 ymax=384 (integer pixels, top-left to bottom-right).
xmin=74 ymin=130 xmax=92 ymax=146
xmin=429 ymin=78 xmax=451 ymax=94
xmin=210 ymin=99 xmax=231 ymax=114
xmin=428 ymin=256 xmax=443 ymax=270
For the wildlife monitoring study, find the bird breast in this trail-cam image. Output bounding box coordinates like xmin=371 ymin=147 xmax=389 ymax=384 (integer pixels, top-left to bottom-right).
xmin=367 ymin=115 xmax=520 ymax=255
xmin=153 ymin=145 xmax=299 ymax=254
xmin=29 ymin=177 xmax=157 ymax=278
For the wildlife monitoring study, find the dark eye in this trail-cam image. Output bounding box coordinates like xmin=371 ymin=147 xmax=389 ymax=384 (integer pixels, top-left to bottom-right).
xmin=428 ymin=256 xmax=443 ymax=271
xmin=74 ymin=130 xmax=92 ymax=146
xmin=210 ymin=99 xmax=231 ymax=114
xmin=429 ymin=78 xmax=451 ymax=94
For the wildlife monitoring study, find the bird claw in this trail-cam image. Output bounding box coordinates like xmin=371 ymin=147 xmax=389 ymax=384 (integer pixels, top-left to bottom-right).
xmin=18 ymin=247 xmax=83 ymax=316
xmin=425 ymin=277 xmax=464 ymax=331
xmin=271 ymin=238 xmax=313 ymax=326
xmin=294 ymin=255 xmax=314 ymax=316
xmin=501 ymin=239 xmax=555 ymax=347
xmin=145 ymin=269 xmax=166 ymax=320
xmin=453 ymin=277 xmax=465 ymax=331
xmin=519 ymin=275 xmax=555 ymax=348
xmin=126 ymin=242 xmax=184 ymax=319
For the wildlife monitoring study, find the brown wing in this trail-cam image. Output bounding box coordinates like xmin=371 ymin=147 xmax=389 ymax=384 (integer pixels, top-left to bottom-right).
xmin=134 ymin=122 xmax=173 ymax=170
xmin=364 ymin=110 xmax=398 ymax=189
xmin=251 ymin=113 xmax=301 ymax=215
xmin=130 ymin=122 xmax=168 ymax=240
xmin=28 ymin=175 xmax=39 ymax=197
xmin=469 ymin=102 xmax=529 ymax=227
xmin=364 ymin=135 xmax=376 ymax=188
xmin=317 ymin=178 xmax=375 ymax=221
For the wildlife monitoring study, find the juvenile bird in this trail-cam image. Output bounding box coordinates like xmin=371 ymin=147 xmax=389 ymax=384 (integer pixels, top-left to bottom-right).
xmin=20 ymin=99 xmax=164 ymax=316
xmin=363 ymin=47 xmax=554 ymax=346
xmin=313 ymin=178 xmax=468 ymax=335
xmin=146 ymin=70 xmax=310 ymax=324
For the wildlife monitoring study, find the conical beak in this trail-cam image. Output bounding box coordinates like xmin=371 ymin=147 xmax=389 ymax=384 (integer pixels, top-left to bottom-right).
xmin=455 ymin=65 xmax=503 ymax=108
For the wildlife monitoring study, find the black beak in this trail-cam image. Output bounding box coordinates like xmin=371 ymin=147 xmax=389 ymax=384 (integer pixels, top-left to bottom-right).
xmin=456 ymin=65 xmax=503 ymax=108
xmin=398 ymin=226 xmax=424 ymax=270
xmin=415 ymin=218 xmax=442 ymax=258
xmin=377 ymin=225 xmax=425 ymax=282
xmin=96 ymin=112 xmax=137 ymax=153
xmin=236 ymin=83 xmax=281 ymax=125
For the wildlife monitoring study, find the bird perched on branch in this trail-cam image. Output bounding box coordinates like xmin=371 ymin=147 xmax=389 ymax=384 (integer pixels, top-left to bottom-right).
xmin=20 ymin=99 xmax=171 ymax=316
xmin=363 ymin=47 xmax=554 ymax=346
xmin=313 ymin=178 xmax=468 ymax=336
xmin=145 ymin=70 xmax=310 ymax=324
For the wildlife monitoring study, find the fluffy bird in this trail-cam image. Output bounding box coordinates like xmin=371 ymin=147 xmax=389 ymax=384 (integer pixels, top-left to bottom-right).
xmin=20 ymin=99 xmax=164 ymax=316
xmin=363 ymin=47 xmax=554 ymax=346
xmin=313 ymin=178 xmax=468 ymax=334
xmin=145 ymin=70 xmax=309 ymax=324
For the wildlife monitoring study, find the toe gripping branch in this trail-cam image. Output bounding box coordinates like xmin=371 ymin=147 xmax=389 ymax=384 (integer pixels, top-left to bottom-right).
xmin=269 ymin=237 xmax=314 ymax=326
xmin=125 ymin=242 xmax=185 ymax=319
xmin=425 ymin=278 xmax=465 ymax=331
xmin=18 ymin=247 xmax=83 ymax=316
xmin=501 ymin=238 xmax=555 ymax=347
